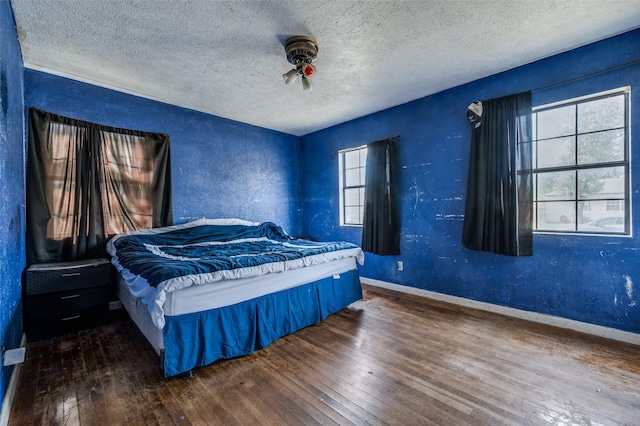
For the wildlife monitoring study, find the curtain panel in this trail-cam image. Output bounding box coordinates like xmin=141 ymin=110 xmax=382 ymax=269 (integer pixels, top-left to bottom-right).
xmin=361 ymin=136 xmax=400 ymax=255
xmin=27 ymin=108 xmax=172 ymax=264
xmin=461 ymin=92 xmax=533 ymax=256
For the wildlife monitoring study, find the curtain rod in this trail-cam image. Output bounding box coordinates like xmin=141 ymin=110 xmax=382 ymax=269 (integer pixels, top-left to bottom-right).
xmin=324 ymin=59 xmax=639 ymax=157
xmin=467 ymin=58 xmax=640 ymax=110
xmin=532 ymin=58 xmax=640 ymax=93
xmin=329 ymin=135 xmax=400 ymax=158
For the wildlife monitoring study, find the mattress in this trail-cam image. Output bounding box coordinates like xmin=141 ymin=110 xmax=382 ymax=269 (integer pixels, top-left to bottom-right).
xmin=163 ymin=256 xmax=357 ymax=316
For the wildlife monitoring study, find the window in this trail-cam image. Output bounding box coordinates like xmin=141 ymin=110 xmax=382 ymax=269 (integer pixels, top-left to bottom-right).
xmin=532 ymin=88 xmax=630 ymax=235
xmin=339 ymin=145 xmax=367 ymax=226
xmin=47 ymin=127 xmax=156 ymax=240
xmin=99 ymin=130 xmax=156 ymax=236
xmin=27 ymin=108 xmax=172 ymax=264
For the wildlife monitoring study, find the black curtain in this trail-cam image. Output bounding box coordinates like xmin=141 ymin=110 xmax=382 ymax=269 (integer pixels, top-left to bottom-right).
xmin=362 ymin=137 xmax=400 ymax=255
xmin=27 ymin=108 xmax=172 ymax=264
xmin=461 ymin=92 xmax=533 ymax=256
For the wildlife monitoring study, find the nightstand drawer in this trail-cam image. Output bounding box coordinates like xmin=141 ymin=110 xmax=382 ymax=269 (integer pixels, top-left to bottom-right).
xmin=26 ymin=258 xmax=111 ymax=294
xmin=24 ymin=258 xmax=112 ymax=341
xmin=25 ymin=285 xmax=109 ymax=319
xmin=26 ymin=307 xmax=109 ymax=341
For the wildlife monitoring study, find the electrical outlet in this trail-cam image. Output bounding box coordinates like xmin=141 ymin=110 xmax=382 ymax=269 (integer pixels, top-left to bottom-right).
xmin=3 ymin=347 xmax=25 ymax=366
xmin=397 ymin=261 xmax=403 ymax=271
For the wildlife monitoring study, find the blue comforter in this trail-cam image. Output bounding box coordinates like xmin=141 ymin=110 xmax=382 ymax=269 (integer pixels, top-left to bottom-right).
xmin=110 ymin=221 xmax=361 ymax=288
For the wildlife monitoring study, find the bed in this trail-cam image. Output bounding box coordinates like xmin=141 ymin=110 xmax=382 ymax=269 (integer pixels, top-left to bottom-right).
xmin=106 ymin=218 xmax=364 ymax=377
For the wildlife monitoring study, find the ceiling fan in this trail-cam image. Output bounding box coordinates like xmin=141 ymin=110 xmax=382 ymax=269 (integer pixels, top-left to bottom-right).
xmin=282 ymin=36 xmax=318 ymax=91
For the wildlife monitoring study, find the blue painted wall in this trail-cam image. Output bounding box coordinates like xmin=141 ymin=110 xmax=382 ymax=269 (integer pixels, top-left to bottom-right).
xmin=24 ymin=70 xmax=302 ymax=235
xmin=301 ymin=29 xmax=640 ymax=334
xmin=0 ymin=0 xmax=25 ymax=408
xmin=11 ymin=18 xmax=640 ymax=410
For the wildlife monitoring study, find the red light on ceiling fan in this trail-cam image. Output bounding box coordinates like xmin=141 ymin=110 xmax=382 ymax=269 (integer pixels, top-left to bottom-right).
xmin=302 ymin=64 xmax=315 ymax=77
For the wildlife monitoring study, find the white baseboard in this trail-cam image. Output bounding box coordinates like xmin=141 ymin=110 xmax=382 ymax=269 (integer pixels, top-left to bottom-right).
xmin=0 ymin=334 xmax=26 ymax=426
xmin=360 ymin=277 xmax=640 ymax=346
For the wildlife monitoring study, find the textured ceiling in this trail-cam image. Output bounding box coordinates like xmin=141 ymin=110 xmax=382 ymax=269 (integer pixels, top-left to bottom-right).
xmin=11 ymin=0 xmax=640 ymax=136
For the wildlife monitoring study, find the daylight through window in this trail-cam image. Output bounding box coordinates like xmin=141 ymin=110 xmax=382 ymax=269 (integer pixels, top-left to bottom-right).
xmin=532 ymin=88 xmax=630 ymax=235
xmin=339 ymin=146 xmax=367 ymax=226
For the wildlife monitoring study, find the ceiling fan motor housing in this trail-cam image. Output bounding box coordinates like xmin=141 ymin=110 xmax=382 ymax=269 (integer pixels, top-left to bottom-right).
xmin=285 ymin=36 xmax=318 ymax=65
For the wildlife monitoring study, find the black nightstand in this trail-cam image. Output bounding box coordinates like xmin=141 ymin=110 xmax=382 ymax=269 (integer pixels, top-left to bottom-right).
xmin=24 ymin=258 xmax=111 ymax=341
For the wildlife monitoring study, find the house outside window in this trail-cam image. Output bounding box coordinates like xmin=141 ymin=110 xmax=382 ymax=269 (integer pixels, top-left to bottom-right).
xmin=532 ymin=87 xmax=630 ymax=235
xmin=339 ymin=145 xmax=367 ymax=226
xmin=606 ymin=199 xmax=624 ymax=212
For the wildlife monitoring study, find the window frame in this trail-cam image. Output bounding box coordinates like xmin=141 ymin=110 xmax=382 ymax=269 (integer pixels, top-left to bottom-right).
xmin=532 ymin=87 xmax=631 ymax=236
xmin=338 ymin=145 xmax=367 ymax=226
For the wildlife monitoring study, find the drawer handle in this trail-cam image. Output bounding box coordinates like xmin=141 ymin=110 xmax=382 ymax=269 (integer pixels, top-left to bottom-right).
xmin=60 ymin=294 xmax=80 ymax=300
xmin=61 ymin=315 xmax=81 ymax=321
xmin=61 ymin=272 xmax=81 ymax=277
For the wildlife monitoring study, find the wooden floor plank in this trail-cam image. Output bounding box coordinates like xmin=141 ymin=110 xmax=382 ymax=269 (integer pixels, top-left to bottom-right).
xmin=263 ymin=338 xmax=404 ymax=425
xmin=10 ymin=285 xmax=640 ymax=425
xmin=275 ymin=330 xmax=466 ymax=425
xmin=358 ymin=290 xmax=632 ymax=416
xmin=248 ymin=353 xmax=345 ymax=425
xmin=302 ymin=320 xmax=521 ymax=426
xmin=320 ymin=305 xmax=529 ymax=424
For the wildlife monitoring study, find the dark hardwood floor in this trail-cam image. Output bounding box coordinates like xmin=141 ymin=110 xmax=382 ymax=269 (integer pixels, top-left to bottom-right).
xmin=9 ymin=285 xmax=640 ymax=425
